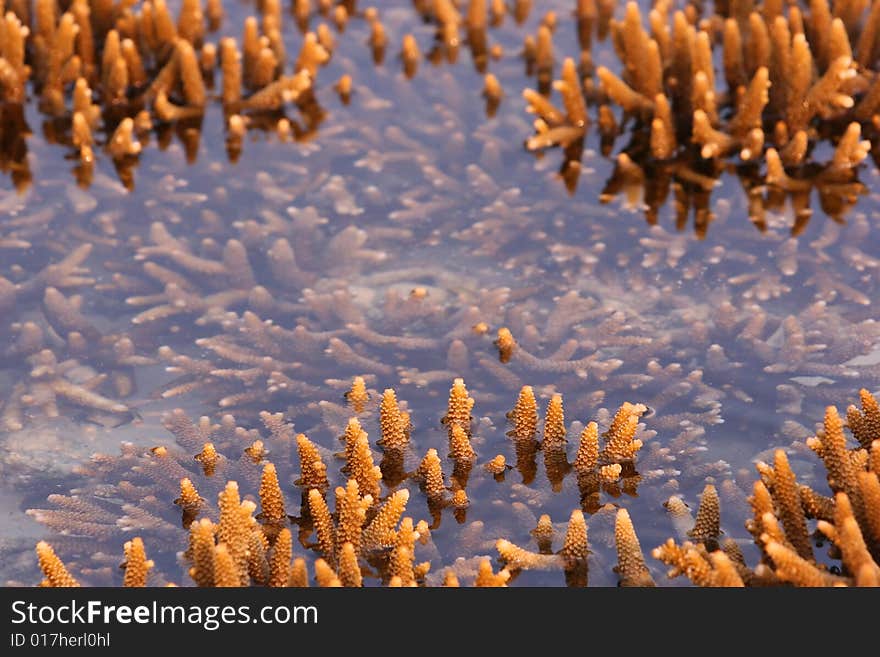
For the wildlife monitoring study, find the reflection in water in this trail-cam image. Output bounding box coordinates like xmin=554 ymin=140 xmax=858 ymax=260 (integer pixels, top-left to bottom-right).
xmin=595 ymin=152 xmax=869 ymax=236
xmin=0 ymin=104 xmax=31 ymax=192
xmin=1 ymin=1 xmax=879 ymax=586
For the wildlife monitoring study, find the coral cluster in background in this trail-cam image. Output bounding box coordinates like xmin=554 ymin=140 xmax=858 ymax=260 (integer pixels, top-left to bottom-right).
xmin=526 ymin=0 xmax=880 ymax=229
xmin=4 ymin=0 xmax=880 ymax=230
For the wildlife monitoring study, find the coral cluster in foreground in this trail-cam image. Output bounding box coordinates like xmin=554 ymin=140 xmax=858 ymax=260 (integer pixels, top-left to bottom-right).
xmin=27 ymin=382 xmax=880 ymax=586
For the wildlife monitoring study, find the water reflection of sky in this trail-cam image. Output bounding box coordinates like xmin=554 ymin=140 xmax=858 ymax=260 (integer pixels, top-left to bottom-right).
xmin=1 ymin=0 xmax=878 ymax=586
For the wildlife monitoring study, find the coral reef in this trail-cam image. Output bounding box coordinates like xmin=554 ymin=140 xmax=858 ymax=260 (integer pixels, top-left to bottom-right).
xmin=25 ymin=384 xmax=660 ymax=585
xmin=525 ymin=0 xmax=880 ymax=229
xmin=26 ymin=386 xmax=880 ymax=586
xmin=653 ymin=396 xmax=880 ymax=587
xmin=2 ymin=0 xmax=879 ymax=589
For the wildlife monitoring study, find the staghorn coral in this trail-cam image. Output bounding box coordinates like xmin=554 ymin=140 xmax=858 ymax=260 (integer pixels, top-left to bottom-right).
xmin=847 ymin=389 xmax=880 ymax=450
xmin=36 ymin=541 xmax=80 ymax=587
xmin=755 ymin=450 xmax=813 ymax=560
xmin=507 ymin=385 xmax=538 ymax=442
xmin=337 ymin=541 xmax=363 ymax=587
xmin=614 ymin=508 xmax=655 ymax=587
xmin=378 ymin=387 xmax=408 ymax=451
xmin=519 ymin=0 xmax=880 ymax=226
xmin=652 ymin=538 xmax=747 ymax=587
xmin=216 ymin=481 xmax=254 ymax=586
xmin=495 ymin=327 xmax=517 ymax=364
xmin=388 ymin=517 xmax=420 ymax=586
xmin=442 ymin=377 xmax=475 ymax=439
xmin=18 ymin=378 xmax=694 ymax=585
xmin=247 ymin=526 xmax=270 ymax=585
xmin=4 ymin=0 xmax=880 ymax=592
xmin=541 ymin=393 xmax=567 ymax=449
xmin=0 ymin=0 xmax=872 ymax=244
xmin=186 ymin=518 xmax=216 ymax=587
xmin=345 ymin=376 xmax=369 ymax=414
xmin=194 ymin=442 xmax=219 ymax=477
xmin=121 ymin=537 xmax=154 ymax=587
xmin=449 ymin=423 xmax=476 ymax=465
xmin=3 ymin=0 xmax=323 ymax=186
xmin=346 ymin=431 xmax=382 ymax=501
xmin=289 ymin=558 xmax=309 ymax=588
xmin=212 ymin=543 xmax=242 ymax=587
xmin=531 ymin=514 xmax=555 ymax=553
xmin=760 ymin=539 xmax=839 ymax=586
xmin=687 ymin=484 xmax=721 ymax=548
xmin=473 ymin=558 xmax=510 ymax=587
xmin=599 ymin=402 xmax=647 ymax=463
xmin=18 ymin=382 xmax=880 ymax=587
xmin=495 ymin=539 xmax=562 ymax=571
xmin=807 ymin=406 xmax=865 ymax=526
xmin=268 ymin=527 xmax=293 ymax=588
xmin=416 ymin=447 xmax=447 ymax=503
xmin=573 ymin=422 xmax=599 ymax=472
xmin=656 ymin=394 xmax=880 ymax=587
xmin=174 ymin=477 xmax=204 ymax=526
xmin=307 ymin=487 xmax=336 ymax=566
xmin=817 ymin=492 xmax=880 ymax=581
xmin=295 ymin=433 xmax=329 ymax=493
xmin=334 ymin=479 xmax=371 ymax=557
xmin=495 ymin=508 xmax=588 ymax=576
xmin=258 ymin=462 xmax=287 ymax=534
xmin=362 ymin=489 xmax=410 ymax=552
xmin=485 ymin=454 xmax=508 ymax=475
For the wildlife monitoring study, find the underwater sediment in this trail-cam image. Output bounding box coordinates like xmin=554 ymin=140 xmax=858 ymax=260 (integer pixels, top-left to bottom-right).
xmin=1 ymin=0 xmax=879 ymax=585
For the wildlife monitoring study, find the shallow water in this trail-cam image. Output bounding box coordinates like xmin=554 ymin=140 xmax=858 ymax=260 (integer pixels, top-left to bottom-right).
xmin=1 ymin=0 xmax=878 ymax=586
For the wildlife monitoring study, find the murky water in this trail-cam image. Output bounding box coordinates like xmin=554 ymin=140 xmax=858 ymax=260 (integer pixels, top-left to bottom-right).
xmin=1 ymin=0 xmax=878 ymax=586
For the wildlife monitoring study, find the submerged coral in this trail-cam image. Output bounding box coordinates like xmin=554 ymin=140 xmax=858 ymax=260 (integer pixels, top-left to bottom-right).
xmin=2 ymin=0 xmax=880 ymax=232
xmin=525 ymin=0 xmax=880 ymax=229
xmin=28 ymin=386 xmax=880 ymax=587
xmin=2 ymin=0 xmax=879 ymax=588
xmin=653 ymin=394 xmax=880 ymax=587
xmin=24 ymin=383 xmax=663 ymax=586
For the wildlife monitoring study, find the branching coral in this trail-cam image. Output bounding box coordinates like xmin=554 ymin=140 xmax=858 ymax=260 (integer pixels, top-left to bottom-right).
xmin=5 ymin=0 xmax=880 ymax=593
xmin=614 ymin=508 xmax=655 ymax=587
xmin=655 ymin=396 xmax=880 ymax=587
xmin=525 ymin=0 xmax=880 ymax=222
xmin=36 ymin=541 xmax=80 ymax=587
xmin=0 ymin=0 xmax=327 ymax=192
xmin=23 ymin=382 xmax=880 ymax=587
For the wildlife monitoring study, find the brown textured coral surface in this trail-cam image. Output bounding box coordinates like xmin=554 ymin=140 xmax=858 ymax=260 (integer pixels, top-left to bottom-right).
xmin=1 ymin=0 xmax=879 ymax=586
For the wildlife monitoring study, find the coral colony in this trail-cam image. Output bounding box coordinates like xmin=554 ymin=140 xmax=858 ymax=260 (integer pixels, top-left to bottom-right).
xmin=1 ymin=0 xmax=879 ymax=586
